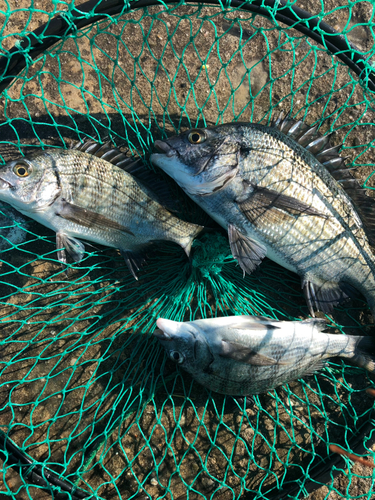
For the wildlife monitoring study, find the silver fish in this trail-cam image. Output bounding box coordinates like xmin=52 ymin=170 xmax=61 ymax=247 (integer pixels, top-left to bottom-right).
xmin=151 ymin=114 xmax=375 ymax=317
xmin=154 ymin=315 xmax=375 ymax=395
xmin=0 ymin=140 xmax=203 ymax=278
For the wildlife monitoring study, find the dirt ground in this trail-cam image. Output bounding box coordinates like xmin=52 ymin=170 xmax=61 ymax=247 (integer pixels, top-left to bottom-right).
xmin=0 ymin=0 xmax=375 ymax=499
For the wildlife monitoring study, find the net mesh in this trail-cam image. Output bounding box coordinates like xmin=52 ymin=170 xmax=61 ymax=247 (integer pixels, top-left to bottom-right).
xmin=0 ymin=0 xmax=375 ymax=499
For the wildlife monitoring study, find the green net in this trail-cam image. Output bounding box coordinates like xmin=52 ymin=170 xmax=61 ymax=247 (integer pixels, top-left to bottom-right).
xmin=0 ymin=0 xmax=375 ymax=498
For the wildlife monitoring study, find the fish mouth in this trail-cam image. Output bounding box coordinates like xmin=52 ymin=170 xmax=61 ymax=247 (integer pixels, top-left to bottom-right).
xmin=154 ymin=140 xmax=176 ymax=158
xmin=0 ymin=177 xmax=13 ymax=189
xmin=153 ymin=328 xmax=172 ymax=341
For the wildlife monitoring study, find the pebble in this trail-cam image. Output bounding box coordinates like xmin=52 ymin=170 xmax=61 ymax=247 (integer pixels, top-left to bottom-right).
xmin=150 ymin=478 xmax=158 ymax=486
xmin=179 ymin=414 xmax=186 ymax=426
xmin=202 ymin=477 xmax=215 ymax=488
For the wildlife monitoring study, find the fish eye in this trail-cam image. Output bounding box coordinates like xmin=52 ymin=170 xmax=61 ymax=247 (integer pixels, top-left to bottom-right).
xmin=188 ymin=129 xmax=205 ymax=144
xmin=170 ymin=350 xmax=184 ymax=364
xmin=14 ymin=163 xmax=31 ymax=177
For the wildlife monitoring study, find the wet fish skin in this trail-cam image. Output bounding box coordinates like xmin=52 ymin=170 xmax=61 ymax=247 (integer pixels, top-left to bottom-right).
xmin=0 ymin=145 xmax=203 ymax=278
xmin=151 ymin=121 xmax=375 ymax=317
xmin=154 ymin=315 xmax=375 ymax=396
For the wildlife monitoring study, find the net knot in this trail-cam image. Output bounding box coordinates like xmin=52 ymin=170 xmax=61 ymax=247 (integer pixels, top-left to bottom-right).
xmin=14 ymin=40 xmax=34 ymax=65
xmin=192 ymin=232 xmax=230 ymax=278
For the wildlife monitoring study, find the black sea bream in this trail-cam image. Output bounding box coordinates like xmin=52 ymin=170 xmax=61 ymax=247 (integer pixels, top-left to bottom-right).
xmin=154 ymin=315 xmax=375 ymax=395
xmin=0 ymin=141 xmax=203 ymax=278
xmin=151 ymin=114 xmax=375 ymax=317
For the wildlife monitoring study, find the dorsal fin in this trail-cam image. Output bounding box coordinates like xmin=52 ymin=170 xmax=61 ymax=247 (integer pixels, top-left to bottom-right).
xmin=271 ymin=112 xmax=375 ymax=247
xmin=72 ymin=138 xmax=131 ymax=167
xmin=72 ymin=138 xmax=180 ymax=213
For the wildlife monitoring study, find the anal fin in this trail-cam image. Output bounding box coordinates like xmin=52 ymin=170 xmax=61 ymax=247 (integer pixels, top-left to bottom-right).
xmin=228 ymin=224 xmax=267 ymax=276
xmin=302 ymin=279 xmax=349 ymax=317
xmin=301 ymin=358 xmax=327 ymax=378
xmin=120 ymin=249 xmax=148 ymax=280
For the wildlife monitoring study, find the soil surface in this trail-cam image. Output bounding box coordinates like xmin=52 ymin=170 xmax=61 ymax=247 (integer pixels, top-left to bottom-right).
xmin=0 ymin=1 xmax=375 ymax=500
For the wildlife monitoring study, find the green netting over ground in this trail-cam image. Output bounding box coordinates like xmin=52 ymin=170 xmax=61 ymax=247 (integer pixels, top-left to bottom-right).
xmin=0 ymin=0 xmax=375 ymax=499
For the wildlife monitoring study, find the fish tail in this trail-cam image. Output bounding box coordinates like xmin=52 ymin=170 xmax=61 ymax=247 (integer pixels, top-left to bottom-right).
xmin=339 ymin=336 xmax=375 ymax=374
xmin=181 ymin=224 xmax=204 ymax=257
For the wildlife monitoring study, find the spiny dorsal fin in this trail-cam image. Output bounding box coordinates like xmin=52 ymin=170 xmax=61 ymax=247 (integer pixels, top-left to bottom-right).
xmin=271 ymin=112 xmax=375 ymax=248
xmin=271 ymin=111 xmax=337 ymax=160
xmin=72 ymin=138 xmax=180 ymax=213
xmin=72 ymin=138 xmax=134 ymax=168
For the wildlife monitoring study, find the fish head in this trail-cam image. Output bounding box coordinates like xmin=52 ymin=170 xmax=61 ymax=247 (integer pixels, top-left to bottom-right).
xmin=151 ymin=125 xmax=242 ymax=196
xmin=0 ymin=152 xmax=60 ymax=212
xmin=154 ymin=317 xmax=214 ymax=374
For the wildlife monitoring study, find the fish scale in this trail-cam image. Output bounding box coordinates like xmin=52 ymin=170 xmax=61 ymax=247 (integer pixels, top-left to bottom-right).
xmin=0 ymin=144 xmax=203 ymax=278
xmin=151 ymin=116 xmax=375 ymax=318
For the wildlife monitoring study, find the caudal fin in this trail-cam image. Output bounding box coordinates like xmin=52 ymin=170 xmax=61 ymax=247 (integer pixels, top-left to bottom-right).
xmin=340 ymin=336 xmax=375 ymax=374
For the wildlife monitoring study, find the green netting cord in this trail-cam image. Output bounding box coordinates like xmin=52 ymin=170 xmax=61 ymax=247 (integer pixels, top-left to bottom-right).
xmin=0 ymin=1 xmax=375 ymax=499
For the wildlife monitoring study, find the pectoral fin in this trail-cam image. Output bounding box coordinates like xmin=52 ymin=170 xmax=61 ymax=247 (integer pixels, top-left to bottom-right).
xmin=56 ymin=199 xmax=134 ymax=236
xmin=228 ymin=224 xmax=267 ymax=276
xmin=219 ymin=340 xmax=287 ymax=366
xmin=237 ymin=184 xmax=326 ymax=226
xmin=56 ymin=232 xmax=85 ymax=266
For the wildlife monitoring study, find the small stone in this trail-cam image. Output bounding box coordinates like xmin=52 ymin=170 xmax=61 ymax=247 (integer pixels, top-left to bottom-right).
xmin=179 ymin=414 xmax=186 ymax=426
xmin=202 ymin=477 xmax=214 ymax=488
xmin=150 ymin=478 xmax=158 ymax=486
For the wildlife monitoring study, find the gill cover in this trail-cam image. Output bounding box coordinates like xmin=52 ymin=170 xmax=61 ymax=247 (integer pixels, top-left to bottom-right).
xmin=152 ymin=127 xmax=241 ymax=196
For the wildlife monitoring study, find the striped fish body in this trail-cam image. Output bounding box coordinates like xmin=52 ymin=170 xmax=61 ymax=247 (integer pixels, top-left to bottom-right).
xmin=154 ymin=316 xmax=375 ymax=396
xmin=151 ymin=117 xmax=375 ymax=317
xmin=0 ymin=144 xmax=203 ymax=278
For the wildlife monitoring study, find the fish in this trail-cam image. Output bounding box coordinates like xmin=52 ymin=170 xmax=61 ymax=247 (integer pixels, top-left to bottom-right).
xmin=154 ymin=315 xmax=375 ymax=396
xmin=151 ymin=113 xmax=375 ymax=317
xmin=0 ymin=140 xmax=203 ymax=279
